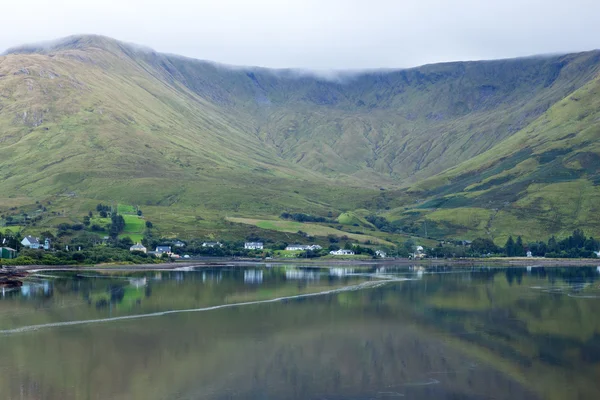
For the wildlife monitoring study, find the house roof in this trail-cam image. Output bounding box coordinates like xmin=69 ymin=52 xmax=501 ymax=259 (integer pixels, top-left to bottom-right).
xmin=130 ymin=244 xmax=146 ymax=249
xmin=245 ymin=242 xmax=263 ymax=245
xmin=156 ymin=246 xmax=171 ymax=251
xmin=173 ymin=240 xmax=185 ymax=244
xmin=23 ymin=236 xmax=40 ymax=245
xmin=1 ymin=247 xmax=16 ymax=251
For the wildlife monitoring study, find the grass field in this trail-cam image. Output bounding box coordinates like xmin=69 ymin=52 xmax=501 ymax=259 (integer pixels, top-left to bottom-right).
xmin=117 ymin=204 xmax=137 ymax=214
xmin=0 ymin=226 xmax=23 ymax=234
xmin=227 ymin=217 xmax=394 ymax=246
xmin=119 ymin=215 xmax=146 ymax=242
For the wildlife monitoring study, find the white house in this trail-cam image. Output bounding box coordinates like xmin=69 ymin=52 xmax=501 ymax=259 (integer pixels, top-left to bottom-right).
xmin=43 ymin=238 xmax=51 ymax=250
xmin=375 ymin=250 xmax=387 ymax=258
xmin=202 ymin=242 xmax=223 ymax=248
xmin=21 ymin=236 xmax=41 ymax=249
xmin=286 ymin=244 xmax=306 ymax=251
xmin=412 ymin=245 xmax=425 ymax=259
xmin=285 ymin=244 xmax=323 ymax=251
xmin=245 ymin=242 xmax=264 ymax=250
xmin=173 ymin=240 xmax=186 ymax=248
xmin=329 ymin=249 xmax=355 ymax=256
xmin=595 ymin=251 xmax=600 ymax=258
xmin=130 ymin=243 xmax=147 ymax=253
xmin=526 ymin=251 xmax=533 ymax=258
xmin=155 ymin=246 xmax=172 ymax=257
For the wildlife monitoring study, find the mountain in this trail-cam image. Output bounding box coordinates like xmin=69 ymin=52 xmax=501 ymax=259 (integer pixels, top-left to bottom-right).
xmin=1 ymin=35 xmax=599 ymax=243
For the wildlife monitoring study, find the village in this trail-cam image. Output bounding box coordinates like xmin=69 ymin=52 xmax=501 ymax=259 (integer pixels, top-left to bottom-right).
xmin=0 ymin=235 xmax=399 ymax=261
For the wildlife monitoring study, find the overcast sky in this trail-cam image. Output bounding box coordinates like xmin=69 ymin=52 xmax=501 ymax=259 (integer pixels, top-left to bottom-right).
xmin=2 ymin=0 xmax=600 ymax=69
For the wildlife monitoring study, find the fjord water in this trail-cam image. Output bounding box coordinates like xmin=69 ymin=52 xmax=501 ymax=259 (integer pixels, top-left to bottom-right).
xmin=1 ymin=266 xmax=600 ymax=399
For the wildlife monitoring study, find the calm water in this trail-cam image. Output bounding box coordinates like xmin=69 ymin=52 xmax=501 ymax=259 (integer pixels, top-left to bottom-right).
xmin=1 ymin=265 xmax=600 ymax=399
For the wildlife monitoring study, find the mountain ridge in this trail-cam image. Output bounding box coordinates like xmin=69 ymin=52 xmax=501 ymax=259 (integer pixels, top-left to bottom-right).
xmin=1 ymin=34 xmax=600 ymax=242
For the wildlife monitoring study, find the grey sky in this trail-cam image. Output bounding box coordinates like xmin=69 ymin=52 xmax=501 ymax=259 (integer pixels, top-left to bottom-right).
xmin=2 ymin=0 xmax=600 ymax=69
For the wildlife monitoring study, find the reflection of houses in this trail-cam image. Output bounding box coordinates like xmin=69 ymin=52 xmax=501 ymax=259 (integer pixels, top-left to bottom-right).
xmin=409 ymin=265 xmax=425 ymax=279
xmin=375 ymin=267 xmax=387 ymax=275
xmin=285 ymin=268 xmax=320 ymax=281
xmin=244 ymin=242 xmax=263 ymax=250
xmin=285 ymin=244 xmax=322 ymax=251
xmin=129 ymin=277 xmax=147 ymax=288
xmin=329 ymin=249 xmax=355 ymax=256
xmin=244 ymin=270 xmax=263 ymax=284
xmin=129 ymin=243 xmax=147 ymax=253
xmin=21 ymin=236 xmax=41 ymax=249
xmin=202 ymin=242 xmax=223 ymax=248
xmin=0 ymin=247 xmax=17 ymax=259
xmin=329 ymin=268 xmax=354 ymax=277
xmin=375 ymin=250 xmax=387 ymax=258
xmin=202 ymin=271 xmax=223 ymax=283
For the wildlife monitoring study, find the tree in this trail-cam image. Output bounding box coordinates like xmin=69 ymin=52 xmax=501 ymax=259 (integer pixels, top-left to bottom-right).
xmin=471 ymin=238 xmax=498 ymax=255
xmin=40 ymin=231 xmax=56 ymax=241
xmin=109 ymin=214 xmax=126 ymax=239
xmin=403 ymin=239 xmax=415 ymax=254
xmin=571 ymin=229 xmax=586 ymax=249
xmin=145 ymin=220 xmax=153 ymax=229
xmin=137 ymin=210 xmax=143 ymax=216
xmin=119 ymin=237 xmax=134 ymax=248
xmin=515 ymin=236 xmax=525 ymax=257
xmin=505 ymin=236 xmax=515 ymax=257
xmin=83 ymin=215 xmax=91 ymax=226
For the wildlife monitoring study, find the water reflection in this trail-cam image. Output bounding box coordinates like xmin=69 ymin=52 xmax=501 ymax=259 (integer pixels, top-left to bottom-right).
xmin=0 ymin=265 xmax=599 ymax=399
xmin=244 ymin=269 xmax=263 ymax=284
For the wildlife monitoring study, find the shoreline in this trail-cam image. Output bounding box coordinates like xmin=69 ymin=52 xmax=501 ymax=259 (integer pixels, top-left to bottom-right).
xmin=6 ymin=256 xmax=599 ymax=272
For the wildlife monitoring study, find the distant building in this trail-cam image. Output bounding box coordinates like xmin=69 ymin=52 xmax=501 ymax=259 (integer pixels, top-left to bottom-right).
xmin=286 ymin=244 xmax=307 ymax=251
xmin=244 ymin=242 xmax=264 ymax=250
xmin=285 ymin=244 xmax=323 ymax=251
xmin=0 ymin=247 xmax=17 ymax=259
xmin=155 ymin=246 xmax=172 ymax=256
xmin=43 ymin=238 xmax=51 ymax=250
xmin=329 ymin=249 xmax=355 ymax=256
xmin=202 ymin=242 xmax=223 ymax=248
xmin=130 ymin=243 xmax=147 ymax=253
xmin=21 ymin=236 xmax=41 ymax=249
xmin=173 ymin=240 xmax=186 ymax=248
xmin=595 ymin=251 xmax=600 ymax=258
xmin=375 ymin=250 xmax=387 ymax=258
xmin=526 ymin=251 xmax=533 ymax=258
xmin=410 ymin=245 xmax=426 ymax=259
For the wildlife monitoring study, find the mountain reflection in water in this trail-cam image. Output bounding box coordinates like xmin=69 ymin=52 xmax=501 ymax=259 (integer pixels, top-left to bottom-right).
xmin=0 ymin=265 xmax=599 ymax=399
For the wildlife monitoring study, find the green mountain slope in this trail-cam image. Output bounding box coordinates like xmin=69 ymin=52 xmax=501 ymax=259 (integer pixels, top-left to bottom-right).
xmin=1 ymin=35 xmax=599 ymax=241
xmin=395 ymin=73 xmax=600 ymax=242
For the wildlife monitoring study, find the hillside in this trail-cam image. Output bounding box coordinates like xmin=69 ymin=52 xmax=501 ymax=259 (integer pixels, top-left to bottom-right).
xmin=1 ymin=35 xmax=599 ymax=243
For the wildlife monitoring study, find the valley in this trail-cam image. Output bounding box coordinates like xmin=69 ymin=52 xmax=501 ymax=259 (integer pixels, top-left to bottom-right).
xmin=1 ymin=35 xmax=600 ymax=248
